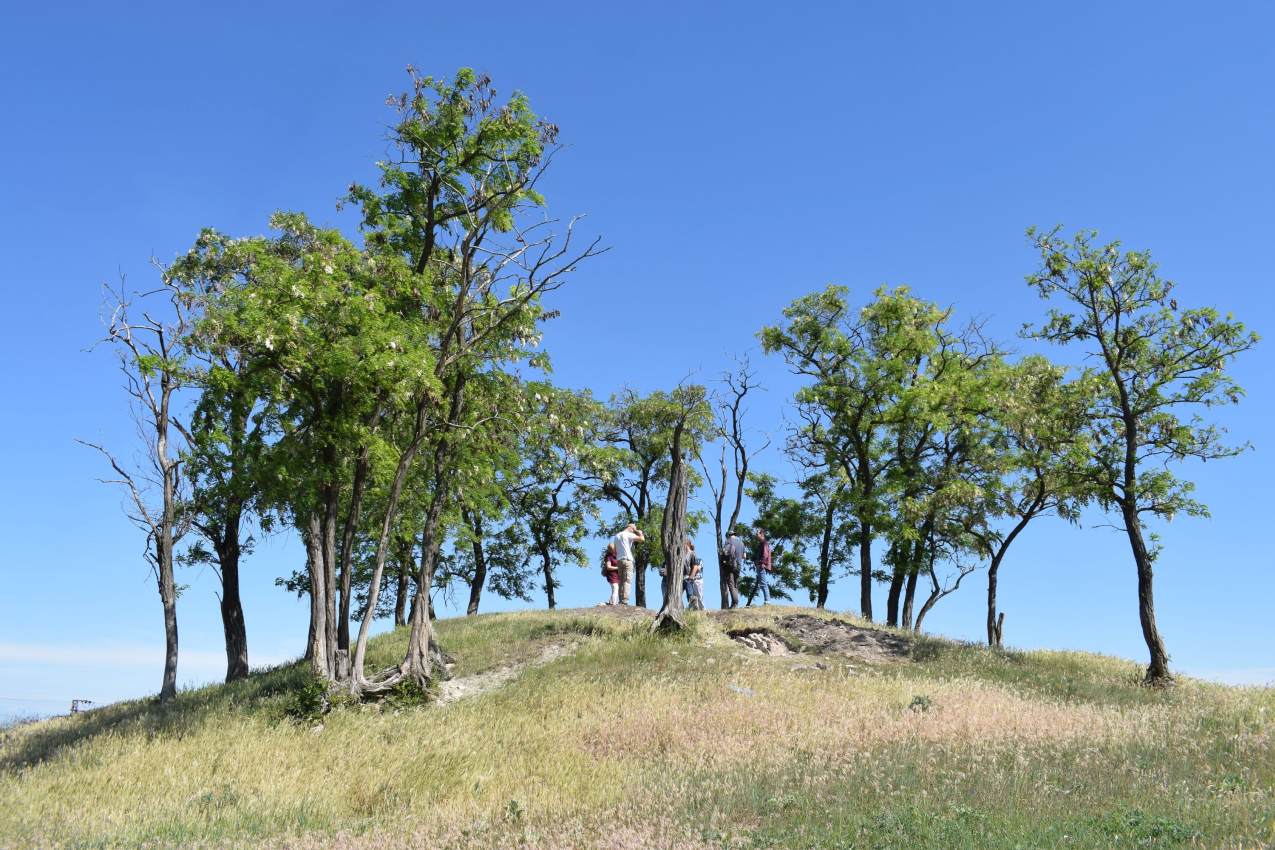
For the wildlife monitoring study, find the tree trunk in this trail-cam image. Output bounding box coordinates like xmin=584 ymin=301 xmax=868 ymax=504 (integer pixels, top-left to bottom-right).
xmin=218 ymin=524 xmax=249 ymax=682
xmin=394 ymin=557 xmax=409 ymax=627
xmin=305 ymin=512 xmax=332 ymax=679
xmin=653 ymin=432 xmax=690 ymax=633
xmin=913 ymin=565 xmax=944 ymax=633
xmin=901 ymin=568 xmax=918 ymax=630
xmin=885 ymin=562 xmax=904 ymax=627
xmin=635 ymin=548 xmax=648 ymax=608
xmin=349 ymin=396 xmax=432 ymax=690
xmin=857 ymin=518 xmax=873 ymax=621
xmin=320 ymin=476 xmax=340 ymax=678
xmin=336 ymin=447 xmax=373 ymax=653
xmin=464 ymin=510 xmax=487 ymax=616
xmin=157 ymin=402 xmax=179 ymax=703
xmin=815 ymin=500 xmax=835 ymax=608
xmin=718 ymin=550 xmax=729 ymax=609
xmin=987 ymin=554 xmax=1002 ymax=647
xmin=156 ymin=537 xmax=178 ymax=703
xmin=1123 ymin=503 xmax=1172 ymax=684
xmin=985 ymin=510 xmax=1035 ymax=647
xmin=540 ymin=541 xmax=556 ymax=610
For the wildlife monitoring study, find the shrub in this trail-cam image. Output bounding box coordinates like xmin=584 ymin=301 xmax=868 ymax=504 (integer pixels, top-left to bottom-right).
xmin=283 ymin=676 xmax=329 ymax=723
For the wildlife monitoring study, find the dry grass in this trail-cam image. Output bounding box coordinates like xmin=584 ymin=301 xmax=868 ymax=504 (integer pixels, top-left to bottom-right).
xmin=1 ymin=606 xmax=1272 ymax=849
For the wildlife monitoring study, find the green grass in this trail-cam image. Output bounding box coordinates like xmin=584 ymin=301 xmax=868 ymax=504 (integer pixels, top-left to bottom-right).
xmin=1 ymin=606 xmax=1271 ymax=849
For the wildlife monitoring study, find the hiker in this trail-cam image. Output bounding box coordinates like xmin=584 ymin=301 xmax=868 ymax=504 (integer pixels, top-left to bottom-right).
xmin=754 ymin=528 xmax=773 ymax=605
xmin=610 ymin=523 xmax=645 ymax=606
xmin=684 ymin=540 xmax=704 ymax=610
xmin=723 ymin=530 xmax=746 ymax=609
xmin=600 ymin=542 xmax=620 ymax=606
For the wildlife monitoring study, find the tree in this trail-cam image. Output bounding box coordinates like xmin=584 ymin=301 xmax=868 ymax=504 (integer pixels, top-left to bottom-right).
xmin=191 ymin=214 xmax=420 ymax=682
xmin=600 ymin=390 xmax=679 ymax=607
xmin=796 ymin=470 xmax=854 ymax=608
xmin=1025 ymin=226 xmax=1258 ymax=684
xmin=347 ymin=68 xmax=603 ymax=694
xmin=653 ymin=386 xmax=711 ymax=631
xmin=175 ymin=362 xmax=267 ymax=683
xmin=81 ymin=279 xmax=193 ymax=702
xmin=740 ymin=473 xmax=817 ymax=605
xmin=974 ymin=356 xmax=1091 ymax=647
xmin=164 ymin=251 xmax=277 ymax=682
xmin=507 ymin=385 xmax=609 ymax=609
xmin=762 ymin=286 xmax=962 ymax=621
xmin=699 ymin=358 xmax=769 ymax=608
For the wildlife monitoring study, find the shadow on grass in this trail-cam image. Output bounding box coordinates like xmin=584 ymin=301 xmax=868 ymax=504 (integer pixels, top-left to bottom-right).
xmin=0 ymin=661 xmax=309 ymax=773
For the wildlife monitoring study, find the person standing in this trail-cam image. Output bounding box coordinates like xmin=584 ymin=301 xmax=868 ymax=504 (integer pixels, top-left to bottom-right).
xmin=600 ymin=542 xmax=620 ymax=606
xmin=723 ymin=530 xmax=746 ymax=609
xmin=684 ymin=540 xmax=704 ymax=610
xmin=754 ymin=528 xmax=773 ymax=605
xmin=610 ymin=523 xmax=645 ymax=606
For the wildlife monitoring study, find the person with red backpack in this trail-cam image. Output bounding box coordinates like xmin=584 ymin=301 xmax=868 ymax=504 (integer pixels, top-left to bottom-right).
xmin=599 ymin=542 xmax=620 ymax=606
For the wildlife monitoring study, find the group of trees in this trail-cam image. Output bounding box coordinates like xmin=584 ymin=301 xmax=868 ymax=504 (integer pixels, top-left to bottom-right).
xmin=757 ymin=233 xmax=1256 ymax=683
xmin=90 ymin=68 xmax=1255 ymax=697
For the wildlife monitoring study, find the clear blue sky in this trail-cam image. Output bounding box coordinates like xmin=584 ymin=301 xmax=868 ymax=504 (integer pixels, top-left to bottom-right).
xmin=2 ymin=1 xmax=1272 ymax=720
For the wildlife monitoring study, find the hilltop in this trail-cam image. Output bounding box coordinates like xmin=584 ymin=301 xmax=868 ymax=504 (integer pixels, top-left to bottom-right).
xmin=1 ymin=607 xmax=1271 ymax=849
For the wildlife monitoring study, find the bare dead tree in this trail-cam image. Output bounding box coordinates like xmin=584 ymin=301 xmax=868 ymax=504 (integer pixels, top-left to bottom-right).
xmin=699 ymin=357 xmax=768 ymax=609
xmin=80 ymin=278 xmax=193 ymax=702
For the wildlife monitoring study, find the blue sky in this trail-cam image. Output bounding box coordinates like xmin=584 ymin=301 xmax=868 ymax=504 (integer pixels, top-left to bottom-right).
xmin=1 ymin=1 xmax=1272 ymax=720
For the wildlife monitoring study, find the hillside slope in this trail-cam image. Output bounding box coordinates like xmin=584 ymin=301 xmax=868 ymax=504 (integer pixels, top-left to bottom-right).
xmin=2 ymin=607 xmax=1271 ymax=849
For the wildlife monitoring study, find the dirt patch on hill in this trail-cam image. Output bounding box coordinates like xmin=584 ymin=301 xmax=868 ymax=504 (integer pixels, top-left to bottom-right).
xmin=437 ymin=641 xmax=580 ymax=706
xmin=778 ymin=614 xmax=912 ymax=663
xmin=727 ymin=628 xmax=794 ymax=656
xmin=723 ymin=612 xmax=912 ymax=665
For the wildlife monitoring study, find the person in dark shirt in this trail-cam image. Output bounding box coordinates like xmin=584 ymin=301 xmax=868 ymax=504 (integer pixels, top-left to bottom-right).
xmin=723 ymin=531 xmax=746 ymax=608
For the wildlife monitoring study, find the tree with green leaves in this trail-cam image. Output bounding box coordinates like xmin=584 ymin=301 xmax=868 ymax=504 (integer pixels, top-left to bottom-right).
xmin=346 ymin=68 xmax=603 ymax=694
xmin=164 ymin=252 xmax=279 ymax=682
xmin=740 ymin=473 xmax=817 ymax=605
xmin=600 ymin=390 xmax=688 ymax=607
xmin=188 ymin=213 xmax=422 ymax=682
xmin=973 ymin=356 xmax=1092 ymax=647
xmin=173 ymin=356 xmax=269 ymax=683
xmin=796 ymin=469 xmax=855 ymax=608
xmin=762 ymin=286 xmax=968 ymax=622
xmin=507 ymin=384 xmax=610 ymax=609
xmin=1025 ymin=226 xmax=1258 ymax=684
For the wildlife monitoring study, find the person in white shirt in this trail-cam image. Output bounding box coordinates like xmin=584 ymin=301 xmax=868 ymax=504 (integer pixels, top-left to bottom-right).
xmin=610 ymin=523 xmax=645 ymax=605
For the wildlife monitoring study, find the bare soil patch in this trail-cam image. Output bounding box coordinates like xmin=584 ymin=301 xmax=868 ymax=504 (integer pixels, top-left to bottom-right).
xmin=437 ymin=641 xmax=581 ymax=706
xmin=719 ymin=611 xmax=912 ymax=665
xmin=777 ymin=614 xmax=912 ymax=663
xmin=728 ymin=629 xmax=793 ymax=656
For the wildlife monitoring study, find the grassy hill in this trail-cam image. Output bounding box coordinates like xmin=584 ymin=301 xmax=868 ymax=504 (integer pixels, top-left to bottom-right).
xmin=2 ymin=607 xmax=1271 ymax=849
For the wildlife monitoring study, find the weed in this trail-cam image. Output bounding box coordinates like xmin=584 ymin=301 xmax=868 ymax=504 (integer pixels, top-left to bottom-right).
xmin=282 ymin=676 xmax=329 ymax=723
xmin=910 ymin=635 xmax=944 ymax=662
